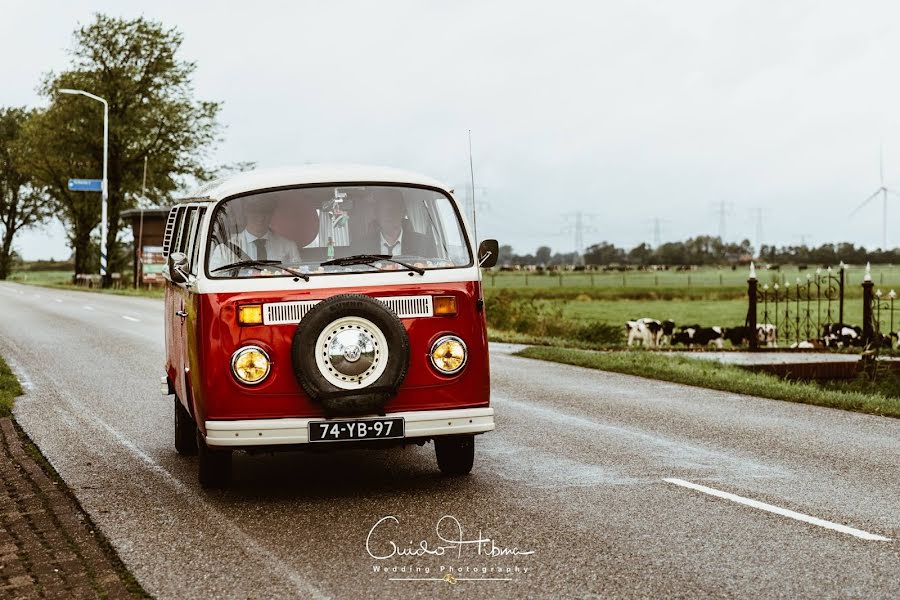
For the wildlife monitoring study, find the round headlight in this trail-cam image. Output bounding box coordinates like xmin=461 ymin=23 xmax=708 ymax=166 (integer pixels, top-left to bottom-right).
xmin=430 ymin=336 xmax=467 ymax=375
xmin=231 ymin=346 xmax=271 ymax=385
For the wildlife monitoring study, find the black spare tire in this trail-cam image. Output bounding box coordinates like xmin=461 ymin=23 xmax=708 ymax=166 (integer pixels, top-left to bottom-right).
xmin=291 ymin=294 xmax=410 ymax=417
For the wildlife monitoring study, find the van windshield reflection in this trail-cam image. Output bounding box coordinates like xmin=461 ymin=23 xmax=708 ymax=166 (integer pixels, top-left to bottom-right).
xmin=206 ymin=185 xmax=470 ymax=278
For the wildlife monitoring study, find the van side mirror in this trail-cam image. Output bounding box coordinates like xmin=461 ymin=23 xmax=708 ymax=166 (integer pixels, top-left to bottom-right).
xmin=477 ymin=239 xmax=499 ymax=268
xmin=168 ymin=252 xmax=189 ymax=285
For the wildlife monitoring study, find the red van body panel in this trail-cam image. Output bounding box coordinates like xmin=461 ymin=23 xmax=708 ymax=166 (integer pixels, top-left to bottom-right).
xmin=168 ymin=281 xmax=490 ymax=430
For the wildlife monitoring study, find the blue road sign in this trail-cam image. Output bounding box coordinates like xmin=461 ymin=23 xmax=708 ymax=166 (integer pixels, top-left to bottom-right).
xmin=68 ymin=178 xmax=103 ymax=192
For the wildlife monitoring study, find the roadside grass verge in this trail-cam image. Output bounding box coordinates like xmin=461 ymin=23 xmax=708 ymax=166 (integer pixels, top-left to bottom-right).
xmin=515 ymin=346 xmax=900 ymax=418
xmin=9 ymin=270 xmax=164 ymax=299
xmin=0 ymin=356 xmax=22 ymax=417
xmin=29 ymin=281 xmax=164 ymax=299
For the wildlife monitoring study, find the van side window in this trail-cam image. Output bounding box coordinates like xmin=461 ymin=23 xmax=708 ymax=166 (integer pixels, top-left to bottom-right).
xmin=187 ymin=208 xmax=207 ymax=275
xmin=168 ymin=207 xmax=187 ymax=257
xmin=173 ymin=206 xmax=195 ymax=255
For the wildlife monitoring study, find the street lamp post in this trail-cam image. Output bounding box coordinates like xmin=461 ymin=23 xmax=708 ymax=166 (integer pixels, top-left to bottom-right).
xmin=59 ymin=88 xmax=109 ymax=283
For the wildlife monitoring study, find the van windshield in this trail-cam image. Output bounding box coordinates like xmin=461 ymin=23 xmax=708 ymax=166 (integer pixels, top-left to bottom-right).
xmin=206 ymin=185 xmax=472 ymax=278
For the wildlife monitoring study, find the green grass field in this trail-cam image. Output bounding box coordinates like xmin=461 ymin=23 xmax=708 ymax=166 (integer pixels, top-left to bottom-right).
xmin=516 ymin=347 xmax=900 ymax=417
xmin=485 ymin=264 xmax=900 ymax=293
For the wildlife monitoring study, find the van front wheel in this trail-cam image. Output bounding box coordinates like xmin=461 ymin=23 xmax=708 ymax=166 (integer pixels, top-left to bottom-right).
xmin=434 ymin=435 xmax=475 ymax=476
xmin=197 ymin=428 xmax=232 ymax=489
xmin=174 ymin=397 xmax=197 ymax=455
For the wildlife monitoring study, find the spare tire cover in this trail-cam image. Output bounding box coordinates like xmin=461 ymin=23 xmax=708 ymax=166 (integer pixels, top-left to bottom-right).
xmin=291 ymin=294 xmax=410 ymax=416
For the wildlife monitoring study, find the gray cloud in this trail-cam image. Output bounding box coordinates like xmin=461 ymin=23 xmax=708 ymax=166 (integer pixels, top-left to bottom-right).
xmin=4 ymin=0 xmax=900 ymax=260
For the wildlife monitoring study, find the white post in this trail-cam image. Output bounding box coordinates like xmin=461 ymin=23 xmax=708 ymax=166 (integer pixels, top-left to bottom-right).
xmin=101 ymin=98 xmax=109 ymax=280
xmin=59 ymin=88 xmax=110 ymax=282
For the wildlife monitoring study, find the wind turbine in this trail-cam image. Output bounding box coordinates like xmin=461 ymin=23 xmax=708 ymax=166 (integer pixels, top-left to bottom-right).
xmin=850 ymin=145 xmax=900 ymax=249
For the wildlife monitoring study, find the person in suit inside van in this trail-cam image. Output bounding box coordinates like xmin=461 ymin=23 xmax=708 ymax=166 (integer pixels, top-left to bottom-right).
xmin=364 ymin=189 xmax=436 ymax=257
xmin=209 ymin=196 xmax=301 ymax=271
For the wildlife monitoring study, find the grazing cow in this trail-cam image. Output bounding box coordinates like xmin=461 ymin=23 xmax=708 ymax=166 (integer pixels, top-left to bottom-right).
xmin=673 ymin=325 xmax=724 ymax=349
xmin=626 ymin=318 xmax=658 ymax=347
xmin=789 ymin=339 xmax=825 ymax=349
xmin=626 ymin=318 xmax=677 ymax=347
xmin=723 ymin=326 xmax=754 ymax=347
xmin=658 ymin=320 xmax=676 ymax=346
xmin=723 ymin=324 xmax=777 ymax=347
xmin=822 ymin=323 xmax=862 ymax=348
xmin=757 ymin=323 xmax=777 ymax=348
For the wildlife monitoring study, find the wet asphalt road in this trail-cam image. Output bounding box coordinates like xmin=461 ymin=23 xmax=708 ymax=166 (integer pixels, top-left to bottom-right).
xmin=1 ymin=281 xmax=899 ymax=599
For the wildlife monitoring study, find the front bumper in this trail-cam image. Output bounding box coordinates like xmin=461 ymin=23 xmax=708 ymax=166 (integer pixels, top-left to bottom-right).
xmin=204 ymin=407 xmax=494 ymax=447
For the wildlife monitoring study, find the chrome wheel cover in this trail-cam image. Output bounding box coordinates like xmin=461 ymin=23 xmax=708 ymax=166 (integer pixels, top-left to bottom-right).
xmin=314 ymin=316 xmax=389 ymax=390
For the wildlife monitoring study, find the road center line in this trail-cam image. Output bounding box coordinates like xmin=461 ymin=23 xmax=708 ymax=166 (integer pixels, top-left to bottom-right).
xmin=663 ymin=478 xmax=891 ymax=541
xmin=121 ymin=315 xmax=140 ymax=322
xmin=83 ymin=305 xmax=94 ymax=311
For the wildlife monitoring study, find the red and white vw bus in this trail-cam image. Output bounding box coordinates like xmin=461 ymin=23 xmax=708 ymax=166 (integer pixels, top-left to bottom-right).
xmin=161 ymin=166 xmax=498 ymax=487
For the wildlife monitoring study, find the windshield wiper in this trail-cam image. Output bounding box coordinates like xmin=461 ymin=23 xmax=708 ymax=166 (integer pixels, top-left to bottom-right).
xmin=210 ymin=260 xmax=310 ymax=281
xmin=320 ymin=254 xmax=425 ymax=275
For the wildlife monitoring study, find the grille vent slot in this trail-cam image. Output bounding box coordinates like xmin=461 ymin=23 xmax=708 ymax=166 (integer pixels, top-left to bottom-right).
xmin=263 ymin=295 xmax=434 ymax=325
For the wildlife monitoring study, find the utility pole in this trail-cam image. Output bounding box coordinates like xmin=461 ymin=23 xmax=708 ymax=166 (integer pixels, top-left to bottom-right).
xmin=712 ymin=200 xmax=733 ymax=240
xmin=562 ymin=211 xmax=597 ymax=266
xmin=753 ymin=207 xmax=763 ymax=257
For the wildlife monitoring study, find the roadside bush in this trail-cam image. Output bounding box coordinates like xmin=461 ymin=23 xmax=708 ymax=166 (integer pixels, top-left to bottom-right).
xmin=486 ymin=289 xmax=622 ymax=346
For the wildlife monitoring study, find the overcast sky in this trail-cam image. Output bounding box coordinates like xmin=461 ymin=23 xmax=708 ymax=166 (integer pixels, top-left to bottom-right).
xmin=5 ymin=0 xmax=900 ymax=260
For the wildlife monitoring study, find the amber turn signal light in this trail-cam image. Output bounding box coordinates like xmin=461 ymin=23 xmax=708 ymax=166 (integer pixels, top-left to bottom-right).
xmin=433 ymin=296 xmax=457 ymax=316
xmin=238 ymin=304 xmax=263 ymax=325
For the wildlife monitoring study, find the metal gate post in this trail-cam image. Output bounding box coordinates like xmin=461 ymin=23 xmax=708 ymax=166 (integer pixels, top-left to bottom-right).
xmin=839 ymin=261 xmax=845 ymax=325
xmin=862 ymin=263 xmax=874 ymax=346
xmin=747 ymin=263 xmax=758 ymax=350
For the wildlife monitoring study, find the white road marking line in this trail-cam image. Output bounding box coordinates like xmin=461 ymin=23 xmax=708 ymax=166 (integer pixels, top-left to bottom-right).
xmin=83 ymin=305 xmax=94 ymax=311
xmin=54 ymin=298 xmax=63 ymax=303
xmin=663 ymin=478 xmax=892 ymax=542
xmin=121 ymin=315 xmax=140 ymax=322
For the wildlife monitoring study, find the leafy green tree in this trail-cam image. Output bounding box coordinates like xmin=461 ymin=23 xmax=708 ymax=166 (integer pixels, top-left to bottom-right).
xmin=16 ymin=14 xmax=223 ymax=281
xmin=535 ymin=246 xmax=552 ymax=265
xmin=0 ymin=107 xmax=51 ymax=279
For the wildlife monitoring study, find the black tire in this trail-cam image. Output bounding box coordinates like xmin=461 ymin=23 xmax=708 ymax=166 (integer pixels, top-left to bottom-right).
xmin=291 ymin=294 xmax=410 ymax=417
xmin=174 ymin=397 xmax=197 ymax=455
xmin=435 ymin=435 xmax=475 ymax=476
xmin=197 ymin=428 xmax=232 ymax=489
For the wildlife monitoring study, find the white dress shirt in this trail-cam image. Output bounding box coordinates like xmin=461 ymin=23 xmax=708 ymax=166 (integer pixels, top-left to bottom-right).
xmin=379 ymin=231 xmax=403 ymax=256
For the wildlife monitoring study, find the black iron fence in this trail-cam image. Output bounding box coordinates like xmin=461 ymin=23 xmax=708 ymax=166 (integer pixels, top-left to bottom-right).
xmin=748 ymin=262 xmax=899 ymax=349
xmin=747 ymin=264 xmax=845 ymax=348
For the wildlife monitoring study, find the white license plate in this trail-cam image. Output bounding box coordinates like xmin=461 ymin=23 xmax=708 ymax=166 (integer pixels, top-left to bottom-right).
xmin=308 ymin=417 xmax=404 ymax=442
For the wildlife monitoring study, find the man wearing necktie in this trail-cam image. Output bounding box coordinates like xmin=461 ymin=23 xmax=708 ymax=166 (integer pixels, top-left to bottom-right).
xmin=366 ymin=189 xmax=436 ymax=258
xmin=209 ymin=196 xmax=302 ymax=271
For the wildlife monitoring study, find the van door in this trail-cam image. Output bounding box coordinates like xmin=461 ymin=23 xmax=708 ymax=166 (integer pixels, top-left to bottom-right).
xmin=179 ymin=206 xmax=206 ymax=417
xmin=170 ymin=206 xmax=198 ymax=404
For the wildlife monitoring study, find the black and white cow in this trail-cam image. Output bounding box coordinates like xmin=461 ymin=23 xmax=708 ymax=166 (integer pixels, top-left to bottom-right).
xmin=822 ymin=323 xmax=863 ymax=348
xmin=757 ymin=323 xmax=777 ymax=347
xmin=626 ymin=318 xmax=658 ymax=347
xmin=789 ymin=339 xmax=825 ymax=349
xmin=626 ymin=318 xmax=676 ymax=347
xmin=672 ymin=325 xmax=724 ymax=349
xmin=723 ymin=324 xmax=777 ymax=347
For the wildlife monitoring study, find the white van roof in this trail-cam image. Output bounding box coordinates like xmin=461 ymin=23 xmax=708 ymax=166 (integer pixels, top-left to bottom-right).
xmin=189 ymin=164 xmax=452 ymax=201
